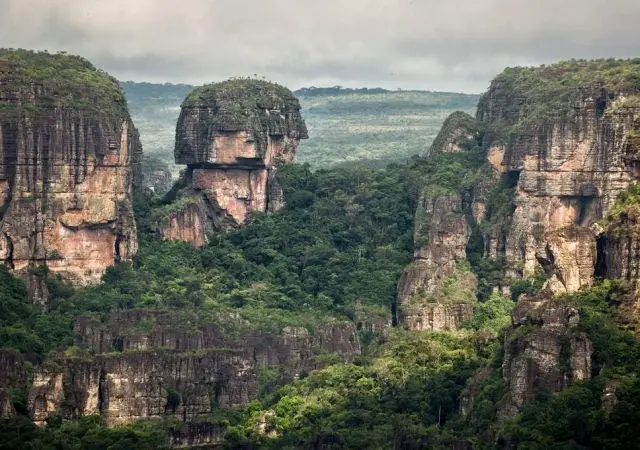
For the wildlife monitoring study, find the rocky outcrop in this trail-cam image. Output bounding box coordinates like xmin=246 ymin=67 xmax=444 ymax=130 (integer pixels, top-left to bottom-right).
xmin=537 ymin=227 xmax=597 ymax=294
xmin=499 ymin=292 xmax=592 ymax=418
xmin=158 ymin=80 xmax=307 ymax=246
xmin=157 ymin=200 xmax=208 ymax=248
xmin=474 ymin=62 xmax=640 ymax=292
xmin=396 ymin=194 xmax=476 ymax=330
xmin=428 ymin=111 xmax=478 ymax=156
xmin=0 ymin=349 xmax=27 ymax=419
xmin=28 ymin=310 xmax=360 ymax=427
xmin=0 ymin=50 xmax=141 ymax=295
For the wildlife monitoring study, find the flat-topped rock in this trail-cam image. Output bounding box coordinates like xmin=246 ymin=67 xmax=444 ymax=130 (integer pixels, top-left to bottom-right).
xmin=175 ymin=79 xmax=307 ymax=167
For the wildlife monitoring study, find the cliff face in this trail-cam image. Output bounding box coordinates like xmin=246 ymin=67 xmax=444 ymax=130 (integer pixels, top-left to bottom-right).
xmin=0 ymin=50 xmax=141 ymax=296
xmin=0 ymin=349 xmax=26 ymax=419
xmin=475 ymin=64 xmax=640 ymax=293
xmin=158 ymin=80 xmax=307 ymax=246
xmin=396 ymin=193 xmax=476 ymax=331
xmin=500 ymin=292 xmax=592 ymax=418
xmin=28 ymin=311 xmax=360 ymax=427
xmin=460 ymin=61 xmax=640 ymax=420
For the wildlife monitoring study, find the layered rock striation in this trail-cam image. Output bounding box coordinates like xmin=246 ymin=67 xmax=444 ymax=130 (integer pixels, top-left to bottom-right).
xmin=28 ymin=311 xmax=360 ymax=427
xmin=0 ymin=50 xmax=142 ymax=295
xmin=458 ymin=60 xmax=640 ymax=421
xmin=158 ymin=79 xmax=307 ymax=247
xmin=475 ymin=61 xmax=640 ymax=293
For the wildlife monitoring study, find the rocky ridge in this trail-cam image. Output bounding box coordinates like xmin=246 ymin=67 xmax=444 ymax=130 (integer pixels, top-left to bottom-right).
xmin=27 ymin=311 xmax=360 ymax=430
xmin=400 ymin=60 xmax=640 ymax=419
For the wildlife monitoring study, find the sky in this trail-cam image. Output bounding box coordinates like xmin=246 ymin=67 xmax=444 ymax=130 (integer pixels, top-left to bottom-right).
xmin=1 ymin=0 xmax=639 ymax=93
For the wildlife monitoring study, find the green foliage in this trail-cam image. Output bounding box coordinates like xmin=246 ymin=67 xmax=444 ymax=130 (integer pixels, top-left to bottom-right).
xmin=482 ymin=58 xmax=640 ymax=134
xmin=509 ymin=274 xmax=546 ymax=301
xmin=165 ymin=386 xmax=181 ymax=413
xmin=0 ymin=415 xmax=169 ymax=450
xmin=470 ymin=295 xmax=514 ymax=335
xmin=226 ymin=329 xmax=491 ymax=449
xmin=0 ymin=49 xmax=127 ymax=116
xmin=601 ymin=183 xmax=640 ymax=232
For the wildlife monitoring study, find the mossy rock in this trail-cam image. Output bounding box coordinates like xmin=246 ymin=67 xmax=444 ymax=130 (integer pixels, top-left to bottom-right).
xmin=175 ymin=78 xmax=308 ymax=163
xmin=0 ymin=49 xmax=128 ymax=117
xmin=429 ymin=111 xmax=479 ymax=155
xmin=480 ymin=58 xmax=640 ymax=134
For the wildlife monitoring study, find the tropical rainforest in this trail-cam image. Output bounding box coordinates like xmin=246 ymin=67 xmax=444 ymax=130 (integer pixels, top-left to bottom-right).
xmin=2 ymin=54 xmax=640 ymax=450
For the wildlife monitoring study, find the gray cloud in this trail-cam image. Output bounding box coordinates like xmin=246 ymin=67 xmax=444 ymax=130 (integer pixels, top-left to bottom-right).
xmin=0 ymin=0 xmax=639 ymax=92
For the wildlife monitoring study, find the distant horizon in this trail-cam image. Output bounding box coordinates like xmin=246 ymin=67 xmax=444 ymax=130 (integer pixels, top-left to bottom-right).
xmin=119 ymin=79 xmax=483 ymax=96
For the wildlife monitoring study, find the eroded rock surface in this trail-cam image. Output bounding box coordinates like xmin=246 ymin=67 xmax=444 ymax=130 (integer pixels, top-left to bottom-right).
xmin=475 ymin=66 xmax=640 ymax=291
xmin=158 ymin=80 xmax=307 ymax=246
xmin=500 ymin=292 xmax=592 ymax=418
xmin=0 ymin=50 xmax=141 ymax=295
xmin=396 ymin=194 xmax=476 ymax=330
xmin=28 ymin=311 xmax=360 ymax=427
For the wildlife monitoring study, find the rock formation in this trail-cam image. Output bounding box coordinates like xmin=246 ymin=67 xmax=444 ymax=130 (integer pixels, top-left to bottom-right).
xmin=0 ymin=349 xmax=26 ymax=419
xmin=396 ymin=193 xmax=477 ymax=331
xmin=0 ymin=50 xmax=141 ymax=296
xmin=451 ymin=61 xmax=640 ymax=421
xmin=428 ymin=111 xmax=478 ymax=156
xmin=28 ymin=311 xmax=360 ymax=427
xmin=158 ymin=79 xmax=308 ymax=247
xmin=475 ymin=63 xmax=640 ymax=293
xmin=500 ymin=291 xmax=592 ymax=418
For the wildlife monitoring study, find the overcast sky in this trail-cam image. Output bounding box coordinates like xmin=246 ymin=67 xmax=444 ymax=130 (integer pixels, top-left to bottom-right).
xmin=1 ymin=0 xmax=639 ymax=93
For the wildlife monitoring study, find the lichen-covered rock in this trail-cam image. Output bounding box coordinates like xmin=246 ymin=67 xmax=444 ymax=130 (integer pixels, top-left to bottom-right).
xmin=499 ymin=292 xmax=592 ymax=418
xmin=396 ymin=194 xmax=476 ymax=330
xmin=29 ymin=311 xmax=361 ymax=427
xmin=0 ymin=50 xmax=142 ymax=294
xmin=428 ymin=111 xmax=478 ymax=155
xmin=475 ymin=61 xmax=640 ymax=291
xmin=159 ymin=80 xmax=307 ymax=246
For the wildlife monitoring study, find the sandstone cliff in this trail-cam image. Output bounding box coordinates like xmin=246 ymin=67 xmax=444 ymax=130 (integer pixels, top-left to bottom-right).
xmin=158 ymin=79 xmax=307 ymax=247
xmin=499 ymin=291 xmax=592 ymax=418
xmin=475 ymin=62 xmax=640 ymax=293
xmin=28 ymin=311 xmax=360 ymax=428
xmin=459 ymin=60 xmax=640 ymax=421
xmin=0 ymin=50 xmax=142 ymax=297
